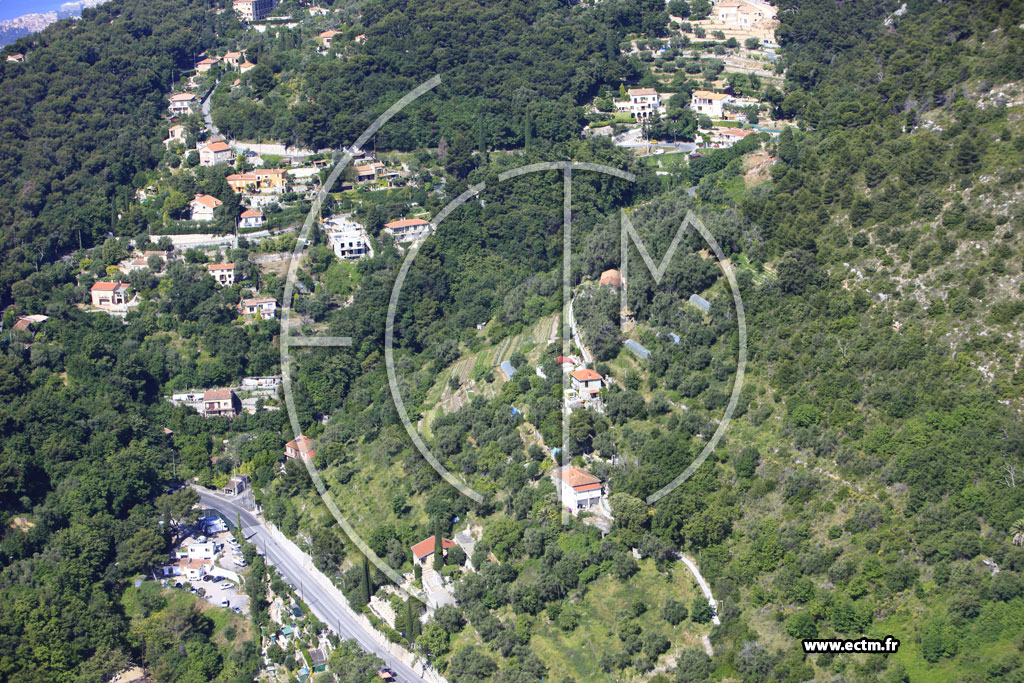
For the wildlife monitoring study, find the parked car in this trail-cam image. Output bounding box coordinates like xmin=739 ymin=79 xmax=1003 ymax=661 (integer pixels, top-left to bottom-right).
xmin=220 ymin=599 xmax=229 ymax=607
xmin=231 ymin=606 xmax=242 ymax=614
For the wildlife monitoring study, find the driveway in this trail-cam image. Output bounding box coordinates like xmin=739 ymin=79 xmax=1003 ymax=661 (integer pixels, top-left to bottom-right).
xmin=421 ymin=569 xmax=454 ymax=607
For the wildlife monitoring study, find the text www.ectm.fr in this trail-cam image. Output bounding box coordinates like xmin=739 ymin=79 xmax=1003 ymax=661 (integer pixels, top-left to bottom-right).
xmin=803 ymin=637 xmax=900 ymax=654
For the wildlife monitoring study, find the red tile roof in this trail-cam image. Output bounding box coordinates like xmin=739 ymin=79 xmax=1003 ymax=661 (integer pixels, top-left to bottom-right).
xmin=240 ymin=209 xmax=263 ymax=218
xmin=286 ymin=434 xmax=315 ymax=457
xmin=557 ymin=467 xmax=602 ymax=491
xmin=202 ymin=141 xmax=232 ymax=153
xmin=193 ymin=194 xmax=223 ymax=208
xmin=208 ymin=263 xmax=235 ymax=270
xmin=91 ymin=281 xmax=128 ymax=291
xmin=410 ymin=536 xmax=456 ymax=560
xmin=385 ymin=218 xmax=430 ymax=228
xmin=204 ymin=388 xmax=234 ymax=401
xmin=570 ymin=368 xmax=602 ymax=382
xmin=599 ymin=269 xmax=622 ymax=287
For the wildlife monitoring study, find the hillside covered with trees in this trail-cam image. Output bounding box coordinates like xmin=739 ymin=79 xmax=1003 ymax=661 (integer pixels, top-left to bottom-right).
xmin=1 ymin=0 xmax=1023 ymax=681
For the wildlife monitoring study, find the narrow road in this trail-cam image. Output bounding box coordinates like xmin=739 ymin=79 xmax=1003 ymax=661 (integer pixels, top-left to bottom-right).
xmin=676 ymin=552 xmax=721 ymax=627
xmin=201 ymin=78 xmax=321 ymax=158
xmin=193 ymin=487 xmax=432 ymax=682
xmin=567 ymin=296 xmax=593 ymax=365
xmin=676 ymin=553 xmax=719 ymax=657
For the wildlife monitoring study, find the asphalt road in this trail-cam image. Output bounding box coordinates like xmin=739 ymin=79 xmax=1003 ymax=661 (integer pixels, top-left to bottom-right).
xmin=193 ymin=487 xmax=426 ymax=682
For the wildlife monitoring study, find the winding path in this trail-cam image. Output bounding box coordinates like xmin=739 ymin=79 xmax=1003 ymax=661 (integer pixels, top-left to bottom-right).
xmin=676 ymin=552 xmax=719 ymax=656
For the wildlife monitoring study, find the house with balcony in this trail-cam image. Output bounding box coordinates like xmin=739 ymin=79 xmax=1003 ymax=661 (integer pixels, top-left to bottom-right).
xmin=238 ymin=297 xmax=276 ymax=320
xmin=90 ymin=281 xmax=131 ymax=309
xmin=690 ymin=90 xmax=733 ymax=119
xmin=207 ymin=263 xmax=236 ymax=286
xmin=239 ymin=208 xmax=264 ymax=228
xmin=615 ymin=87 xmax=662 ymax=121
xmin=199 ymin=141 xmax=234 ymax=167
xmin=203 ymin=388 xmax=240 ymax=417
xmin=553 ymin=467 xmax=604 ymax=513
xmin=382 ymin=218 xmax=432 ymax=243
xmin=326 ymin=221 xmax=372 ymax=260
xmin=168 ymin=92 xmax=197 ymax=115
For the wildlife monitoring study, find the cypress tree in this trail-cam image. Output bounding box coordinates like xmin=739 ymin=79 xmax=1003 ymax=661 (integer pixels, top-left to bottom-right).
xmin=432 ymin=522 xmax=444 ymax=571
xmin=406 ymin=599 xmax=421 ymax=640
xmin=358 ymin=556 xmax=372 ymax=606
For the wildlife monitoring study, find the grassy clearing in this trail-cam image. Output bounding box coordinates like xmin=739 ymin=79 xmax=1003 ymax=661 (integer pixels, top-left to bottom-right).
xmin=530 ymin=558 xmax=708 ymax=681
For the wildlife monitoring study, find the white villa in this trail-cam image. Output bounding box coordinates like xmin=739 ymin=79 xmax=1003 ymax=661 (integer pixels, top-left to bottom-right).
xmin=554 ymin=467 xmax=604 ymax=513
xmin=198 ymin=141 xmax=234 ymax=167
xmin=207 ymin=263 xmax=236 ymax=286
xmin=690 ymin=90 xmax=733 ymax=119
xmin=168 ymin=92 xmax=197 ymax=115
xmin=615 ymin=87 xmax=663 ymax=121
xmin=239 ymin=208 xmax=265 ymax=228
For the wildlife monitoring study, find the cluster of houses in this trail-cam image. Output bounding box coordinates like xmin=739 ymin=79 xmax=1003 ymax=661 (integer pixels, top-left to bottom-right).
xmin=611 ymin=87 xmax=769 ymax=150
xmin=196 ymin=51 xmax=254 ymax=74
xmin=673 ymin=0 xmax=780 ymax=49
xmin=168 ymin=377 xmax=280 ymax=418
xmin=186 ymin=190 xmax=267 ymax=228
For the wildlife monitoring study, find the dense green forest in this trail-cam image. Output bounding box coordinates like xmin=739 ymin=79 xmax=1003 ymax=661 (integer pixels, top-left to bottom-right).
xmin=2 ymin=0 xmax=1024 ymax=681
xmin=212 ymin=0 xmax=664 ymax=151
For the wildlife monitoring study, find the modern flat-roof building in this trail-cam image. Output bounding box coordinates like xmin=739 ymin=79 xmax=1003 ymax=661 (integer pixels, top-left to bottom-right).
xmin=232 ymin=0 xmax=276 ymax=21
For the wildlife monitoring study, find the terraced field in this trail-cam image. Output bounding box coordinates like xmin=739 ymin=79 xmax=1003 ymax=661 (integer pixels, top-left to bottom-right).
xmin=418 ymin=314 xmax=559 ymax=439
